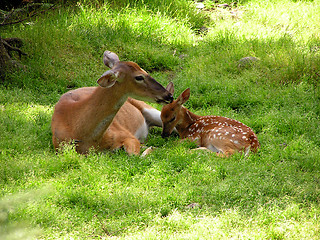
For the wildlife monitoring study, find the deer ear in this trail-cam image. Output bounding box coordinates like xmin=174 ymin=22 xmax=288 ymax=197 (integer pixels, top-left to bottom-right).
xmin=97 ymin=70 xmax=117 ymax=88
xmin=166 ymin=82 xmax=174 ymax=95
xmin=103 ymin=50 xmax=120 ymax=68
xmin=177 ymin=88 xmax=190 ymax=105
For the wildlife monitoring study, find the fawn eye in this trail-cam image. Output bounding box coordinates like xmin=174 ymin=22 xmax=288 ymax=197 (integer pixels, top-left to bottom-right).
xmin=135 ymin=75 xmax=144 ymax=81
xmin=169 ymin=116 xmax=176 ymax=122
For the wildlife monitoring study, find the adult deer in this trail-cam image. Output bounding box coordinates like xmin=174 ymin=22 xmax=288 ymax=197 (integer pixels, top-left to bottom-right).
xmin=51 ymin=50 xmax=173 ymax=154
xmin=160 ymin=87 xmax=260 ymax=156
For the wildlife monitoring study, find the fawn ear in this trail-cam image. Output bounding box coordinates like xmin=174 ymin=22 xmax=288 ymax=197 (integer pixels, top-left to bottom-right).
xmin=97 ymin=70 xmax=117 ymax=88
xmin=165 ymin=82 xmax=174 ymax=95
xmin=177 ymin=88 xmax=190 ymax=105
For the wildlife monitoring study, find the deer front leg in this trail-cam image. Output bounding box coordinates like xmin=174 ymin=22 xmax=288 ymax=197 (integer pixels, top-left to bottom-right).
xmin=100 ymin=126 xmax=141 ymax=155
xmin=123 ymin=137 xmax=141 ymax=155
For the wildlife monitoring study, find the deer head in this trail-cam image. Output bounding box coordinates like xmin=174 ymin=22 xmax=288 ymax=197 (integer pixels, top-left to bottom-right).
xmin=97 ymin=50 xmax=173 ymax=104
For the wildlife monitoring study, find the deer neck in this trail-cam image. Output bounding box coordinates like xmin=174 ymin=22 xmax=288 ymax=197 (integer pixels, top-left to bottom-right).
xmin=176 ymin=107 xmax=200 ymax=138
xmin=76 ymin=83 xmax=129 ymax=141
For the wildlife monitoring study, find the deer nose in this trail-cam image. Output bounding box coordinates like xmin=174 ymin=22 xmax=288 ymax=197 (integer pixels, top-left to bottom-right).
xmin=163 ymin=93 xmax=173 ymax=104
xmin=156 ymin=94 xmax=173 ymax=104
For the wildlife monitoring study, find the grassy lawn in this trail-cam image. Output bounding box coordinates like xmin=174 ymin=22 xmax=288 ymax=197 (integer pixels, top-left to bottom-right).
xmin=1 ymin=0 xmax=320 ymax=239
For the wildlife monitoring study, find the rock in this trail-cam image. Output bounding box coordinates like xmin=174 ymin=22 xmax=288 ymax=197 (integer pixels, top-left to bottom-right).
xmin=195 ymin=3 xmax=205 ymax=9
xmin=237 ymin=56 xmax=260 ymax=69
xmin=217 ymin=4 xmax=230 ymax=8
xmin=186 ymin=203 xmax=201 ymax=209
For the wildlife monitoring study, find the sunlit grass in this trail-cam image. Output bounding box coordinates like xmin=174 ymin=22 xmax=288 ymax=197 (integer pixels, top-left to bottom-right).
xmin=119 ymin=205 xmax=320 ymax=239
xmin=0 ymin=102 xmax=52 ymax=154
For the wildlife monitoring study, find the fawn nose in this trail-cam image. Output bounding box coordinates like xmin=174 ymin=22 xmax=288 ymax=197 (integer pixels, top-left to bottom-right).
xmin=161 ymin=131 xmax=170 ymax=138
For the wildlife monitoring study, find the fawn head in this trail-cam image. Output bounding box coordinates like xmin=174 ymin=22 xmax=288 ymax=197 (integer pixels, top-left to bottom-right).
xmin=161 ymin=86 xmax=190 ymax=138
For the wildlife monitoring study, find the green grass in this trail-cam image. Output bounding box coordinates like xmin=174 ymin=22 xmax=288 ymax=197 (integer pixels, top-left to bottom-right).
xmin=1 ymin=0 xmax=320 ymax=239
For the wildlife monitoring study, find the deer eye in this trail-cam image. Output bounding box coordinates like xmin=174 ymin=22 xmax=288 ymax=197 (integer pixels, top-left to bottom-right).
xmin=135 ymin=75 xmax=144 ymax=81
xmin=169 ymin=116 xmax=176 ymax=122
